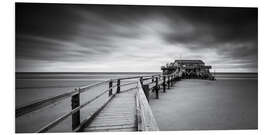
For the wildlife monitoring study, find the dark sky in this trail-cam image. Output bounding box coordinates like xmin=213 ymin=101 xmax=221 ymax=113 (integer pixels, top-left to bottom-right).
xmin=16 ymin=3 xmax=258 ymax=72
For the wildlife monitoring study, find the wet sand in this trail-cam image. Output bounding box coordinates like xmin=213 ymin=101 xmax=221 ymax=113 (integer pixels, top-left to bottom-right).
xmin=149 ymin=79 xmax=258 ymax=130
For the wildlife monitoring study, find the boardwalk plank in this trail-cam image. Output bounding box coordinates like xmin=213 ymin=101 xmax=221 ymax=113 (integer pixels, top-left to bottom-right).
xmin=82 ymin=88 xmax=137 ymax=132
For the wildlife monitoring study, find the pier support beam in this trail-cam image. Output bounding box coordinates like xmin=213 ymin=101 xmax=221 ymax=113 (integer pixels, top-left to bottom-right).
xmin=167 ymin=76 xmax=170 ymax=89
xmin=172 ymin=75 xmax=174 ymax=86
xmin=171 ymin=75 xmax=174 ymax=87
xmin=155 ymin=77 xmax=159 ymax=99
xmin=173 ymin=75 xmax=175 ymax=86
xmin=163 ymin=76 xmax=166 ymax=93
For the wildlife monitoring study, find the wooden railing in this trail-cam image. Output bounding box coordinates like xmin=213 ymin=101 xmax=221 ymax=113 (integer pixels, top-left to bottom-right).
xmin=16 ymin=71 xmax=182 ymax=133
xmin=136 ymin=79 xmax=159 ymax=131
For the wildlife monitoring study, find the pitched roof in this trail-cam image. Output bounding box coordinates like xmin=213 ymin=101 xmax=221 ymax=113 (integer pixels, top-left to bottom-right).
xmin=174 ymin=60 xmax=205 ymax=64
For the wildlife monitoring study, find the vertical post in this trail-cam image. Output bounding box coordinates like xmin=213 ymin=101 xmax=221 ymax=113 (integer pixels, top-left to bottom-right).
xmin=72 ymin=88 xmax=80 ymax=130
xmin=171 ymin=75 xmax=173 ymax=86
xmin=172 ymin=75 xmax=174 ymax=86
xmin=152 ymin=76 xmax=154 ymax=83
xmin=155 ymin=77 xmax=159 ymax=99
xmin=167 ymin=76 xmax=170 ymax=89
xmin=140 ymin=77 xmax=143 ymax=85
xmin=117 ymin=79 xmax=120 ymax=93
xmin=171 ymin=75 xmax=174 ymax=87
xmin=142 ymin=85 xmax=150 ymax=101
xmin=163 ymin=76 xmax=166 ymax=93
xmin=109 ymin=80 xmax=113 ymax=96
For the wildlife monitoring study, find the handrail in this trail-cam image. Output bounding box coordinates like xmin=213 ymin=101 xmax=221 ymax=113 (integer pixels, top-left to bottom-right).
xmin=16 ymin=74 xmax=163 ymax=118
xmin=119 ymin=81 xmax=138 ymax=87
xmin=36 ymin=79 xmax=152 ymax=132
xmin=136 ymin=80 xmax=159 ymax=131
xmin=16 ymin=80 xmax=109 ymax=117
xmin=37 ymin=88 xmax=111 ymax=133
xmin=79 ymin=80 xmax=111 ymax=93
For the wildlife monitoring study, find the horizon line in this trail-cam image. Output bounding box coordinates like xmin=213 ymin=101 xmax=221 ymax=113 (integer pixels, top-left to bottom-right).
xmin=15 ymin=71 xmax=258 ymax=74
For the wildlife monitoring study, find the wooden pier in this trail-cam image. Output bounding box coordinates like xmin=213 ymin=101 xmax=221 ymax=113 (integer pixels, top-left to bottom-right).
xmin=82 ymin=89 xmax=137 ymax=132
xmin=16 ymin=71 xmax=182 ymax=133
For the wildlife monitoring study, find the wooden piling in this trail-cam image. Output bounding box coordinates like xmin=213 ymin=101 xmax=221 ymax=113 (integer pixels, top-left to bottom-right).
xmin=171 ymin=75 xmax=173 ymax=87
xmin=116 ymin=79 xmax=120 ymax=93
xmin=155 ymin=77 xmax=159 ymax=99
xmin=72 ymin=89 xmax=80 ymax=130
xmin=109 ymin=80 xmax=113 ymax=96
xmin=172 ymin=75 xmax=174 ymax=86
xmin=171 ymin=75 xmax=174 ymax=87
xmin=167 ymin=76 xmax=170 ymax=89
xmin=163 ymin=76 xmax=166 ymax=93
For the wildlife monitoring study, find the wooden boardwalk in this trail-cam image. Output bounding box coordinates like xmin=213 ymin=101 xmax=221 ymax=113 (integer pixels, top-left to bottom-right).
xmin=16 ymin=72 xmax=181 ymax=133
xmin=82 ymin=89 xmax=137 ymax=132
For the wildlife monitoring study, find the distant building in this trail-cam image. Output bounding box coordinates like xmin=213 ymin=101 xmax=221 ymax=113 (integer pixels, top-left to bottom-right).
xmin=175 ymin=59 xmax=211 ymax=75
xmin=161 ymin=59 xmax=214 ymax=80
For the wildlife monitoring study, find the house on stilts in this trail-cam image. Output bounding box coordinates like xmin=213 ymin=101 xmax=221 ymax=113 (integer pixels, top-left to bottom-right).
xmin=161 ymin=59 xmax=215 ymax=80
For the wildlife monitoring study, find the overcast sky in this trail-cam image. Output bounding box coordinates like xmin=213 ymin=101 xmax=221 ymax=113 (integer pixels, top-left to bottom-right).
xmin=16 ymin=3 xmax=257 ymax=72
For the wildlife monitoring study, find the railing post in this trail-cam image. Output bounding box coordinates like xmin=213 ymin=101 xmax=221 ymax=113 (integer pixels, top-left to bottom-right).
xmin=163 ymin=76 xmax=166 ymax=93
xmin=140 ymin=76 xmax=150 ymax=101
xmin=142 ymin=84 xmax=150 ymax=101
xmin=152 ymin=76 xmax=154 ymax=83
xmin=167 ymin=76 xmax=170 ymax=89
xmin=140 ymin=77 xmax=143 ymax=85
xmin=171 ymin=75 xmax=174 ymax=87
xmin=109 ymin=80 xmax=113 ymax=96
xmin=71 ymin=88 xmax=80 ymax=130
xmin=172 ymin=75 xmax=174 ymax=86
xmin=155 ymin=77 xmax=159 ymax=99
xmin=173 ymin=75 xmax=174 ymax=86
xmin=117 ymin=79 xmax=120 ymax=93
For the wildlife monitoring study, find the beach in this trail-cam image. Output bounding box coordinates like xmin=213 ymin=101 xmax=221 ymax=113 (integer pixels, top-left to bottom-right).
xmin=149 ymin=77 xmax=258 ymax=130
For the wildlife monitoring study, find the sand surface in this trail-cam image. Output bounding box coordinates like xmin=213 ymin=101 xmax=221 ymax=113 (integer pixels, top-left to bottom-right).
xmin=149 ymin=79 xmax=257 ymax=130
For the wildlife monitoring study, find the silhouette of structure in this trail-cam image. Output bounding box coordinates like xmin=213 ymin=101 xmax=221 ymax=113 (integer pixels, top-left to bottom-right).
xmin=161 ymin=59 xmax=215 ymax=80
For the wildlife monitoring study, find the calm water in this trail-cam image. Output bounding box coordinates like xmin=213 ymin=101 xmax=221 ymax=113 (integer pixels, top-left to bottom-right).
xmin=15 ymin=72 xmax=257 ymax=132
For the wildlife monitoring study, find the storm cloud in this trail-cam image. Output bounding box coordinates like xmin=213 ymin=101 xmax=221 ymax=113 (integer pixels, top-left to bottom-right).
xmin=16 ymin=3 xmax=257 ymax=72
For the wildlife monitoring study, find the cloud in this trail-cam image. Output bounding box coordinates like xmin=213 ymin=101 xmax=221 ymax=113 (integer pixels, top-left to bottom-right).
xmin=16 ymin=4 xmax=258 ymax=72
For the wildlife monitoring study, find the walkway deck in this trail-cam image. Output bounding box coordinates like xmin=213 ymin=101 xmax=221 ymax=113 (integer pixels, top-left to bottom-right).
xmin=82 ymin=89 xmax=137 ymax=132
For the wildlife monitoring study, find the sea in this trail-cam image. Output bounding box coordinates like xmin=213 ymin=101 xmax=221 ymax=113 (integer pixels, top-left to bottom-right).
xmin=15 ymin=72 xmax=257 ymax=133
